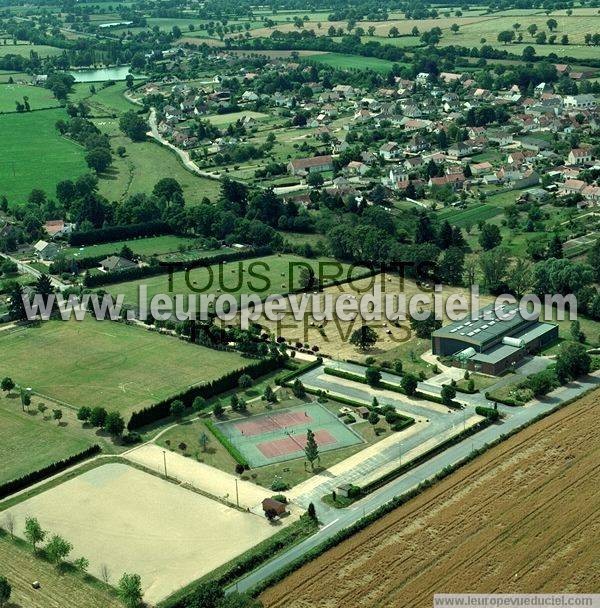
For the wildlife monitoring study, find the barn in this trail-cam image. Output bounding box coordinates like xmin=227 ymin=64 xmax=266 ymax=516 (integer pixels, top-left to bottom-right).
xmin=432 ymin=304 xmax=558 ymax=375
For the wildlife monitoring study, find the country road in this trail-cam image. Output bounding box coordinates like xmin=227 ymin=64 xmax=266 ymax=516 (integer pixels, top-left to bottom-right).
xmin=0 ymin=252 xmax=68 ymax=292
xmin=147 ymin=108 xmax=222 ymax=181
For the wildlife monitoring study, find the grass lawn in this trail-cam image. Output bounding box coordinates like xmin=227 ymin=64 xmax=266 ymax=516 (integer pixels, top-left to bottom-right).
xmin=204 ymin=110 xmax=269 ymax=127
xmin=61 ymin=235 xmax=199 ymax=259
xmin=0 ymin=108 xmax=88 ymax=205
xmin=106 ymin=254 xmax=364 ymax=308
xmin=0 ymin=319 xmax=248 ymax=418
xmin=0 ymin=395 xmax=95 ymax=483
xmin=303 ymin=53 xmax=398 ymax=73
xmin=0 ymin=83 xmax=59 ymax=112
xmin=0 ymin=533 xmax=122 ymax=608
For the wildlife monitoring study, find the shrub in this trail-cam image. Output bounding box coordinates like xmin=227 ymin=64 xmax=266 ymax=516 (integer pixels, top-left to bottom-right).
xmin=271 ymin=480 xmax=290 ymax=492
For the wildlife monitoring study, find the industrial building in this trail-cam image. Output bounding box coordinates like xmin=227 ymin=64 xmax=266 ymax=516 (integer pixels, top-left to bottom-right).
xmin=432 ymin=304 xmax=558 ymax=375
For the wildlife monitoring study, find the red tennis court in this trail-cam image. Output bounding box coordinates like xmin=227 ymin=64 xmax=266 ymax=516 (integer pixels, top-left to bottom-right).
xmin=257 ymin=429 xmax=337 ymax=458
xmin=234 ymin=411 xmax=314 ymax=437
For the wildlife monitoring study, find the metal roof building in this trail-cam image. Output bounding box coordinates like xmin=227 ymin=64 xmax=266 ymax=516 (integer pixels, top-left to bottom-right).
xmin=432 ymin=304 xmax=558 ymax=375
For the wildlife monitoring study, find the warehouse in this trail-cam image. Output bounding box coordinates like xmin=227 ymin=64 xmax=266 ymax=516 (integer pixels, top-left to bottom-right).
xmin=432 ymin=304 xmax=558 ymax=375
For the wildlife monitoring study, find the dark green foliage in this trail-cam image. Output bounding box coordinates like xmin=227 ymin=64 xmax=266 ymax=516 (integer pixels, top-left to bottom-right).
xmin=0 ymin=445 xmax=101 ymax=499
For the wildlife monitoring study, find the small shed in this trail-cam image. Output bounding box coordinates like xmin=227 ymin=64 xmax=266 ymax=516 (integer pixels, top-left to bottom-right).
xmin=262 ymin=498 xmax=287 ymax=517
xmin=356 ymin=406 xmax=370 ymax=419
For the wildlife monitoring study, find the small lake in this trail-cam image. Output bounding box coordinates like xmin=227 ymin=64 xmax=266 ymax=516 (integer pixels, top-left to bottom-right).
xmin=68 ymin=66 xmax=141 ymax=83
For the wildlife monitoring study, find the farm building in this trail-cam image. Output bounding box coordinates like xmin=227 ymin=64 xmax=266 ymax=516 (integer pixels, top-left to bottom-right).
xmin=432 ymin=304 xmax=558 ymax=375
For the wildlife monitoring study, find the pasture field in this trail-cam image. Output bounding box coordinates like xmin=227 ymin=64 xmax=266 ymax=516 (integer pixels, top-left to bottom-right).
xmin=261 ymin=389 xmax=600 ymax=608
xmin=0 ymin=395 xmax=94 ymax=484
xmin=0 ymin=83 xmax=59 ymax=112
xmin=0 ymin=108 xmax=88 ymax=205
xmin=61 ymin=235 xmax=199 ymax=259
xmin=303 ymin=53 xmax=398 ymax=73
xmin=4 ymin=462 xmax=278 ymax=605
xmin=0 ymin=319 xmax=247 ymax=416
xmin=0 ymin=42 xmax=64 ymax=58
xmin=106 ymin=254 xmax=366 ymax=308
xmin=90 ymin=118 xmax=222 ymax=202
xmin=0 ymin=533 xmax=122 ymax=608
xmin=70 ymin=81 xmax=138 ymax=115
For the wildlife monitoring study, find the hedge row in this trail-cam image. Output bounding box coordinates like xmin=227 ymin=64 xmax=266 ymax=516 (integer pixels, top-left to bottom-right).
xmin=359 ymin=419 xmax=491 ymax=495
xmin=475 ymin=406 xmax=501 ymax=421
xmin=164 ymin=246 xmax=273 ymax=270
xmin=302 ymin=386 xmax=415 ymax=429
xmin=276 ymin=358 xmax=322 ymax=386
xmin=322 ymin=367 xmax=449 ymax=407
xmin=0 ymin=445 xmax=101 ymax=499
xmin=83 ymin=263 xmax=166 ymax=287
xmin=205 ymin=419 xmax=248 ymax=467
xmin=69 ymin=220 xmax=171 ymax=246
xmin=127 ymin=357 xmax=282 ymax=430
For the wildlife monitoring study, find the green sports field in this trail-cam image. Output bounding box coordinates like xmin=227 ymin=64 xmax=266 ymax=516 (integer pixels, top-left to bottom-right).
xmin=0 ymin=320 xmax=247 ymax=417
xmin=0 ymin=108 xmax=88 ymax=205
xmin=205 ymin=110 xmax=269 ymax=126
xmin=215 ymin=402 xmax=363 ymax=467
xmin=0 ymin=83 xmax=59 ymax=112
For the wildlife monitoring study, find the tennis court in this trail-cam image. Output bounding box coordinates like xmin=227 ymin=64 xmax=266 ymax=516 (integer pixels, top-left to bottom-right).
xmin=215 ymin=403 xmax=364 ymax=467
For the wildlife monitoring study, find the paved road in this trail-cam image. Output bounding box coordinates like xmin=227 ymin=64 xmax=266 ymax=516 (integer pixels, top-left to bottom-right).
xmin=226 ymin=372 xmax=600 ymax=595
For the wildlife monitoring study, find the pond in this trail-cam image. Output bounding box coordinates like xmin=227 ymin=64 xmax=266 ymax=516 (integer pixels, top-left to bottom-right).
xmin=68 ymin=66 xmax=141 ymax=83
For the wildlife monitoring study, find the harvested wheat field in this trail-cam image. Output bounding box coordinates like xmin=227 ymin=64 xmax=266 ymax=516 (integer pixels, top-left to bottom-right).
xmin=261 ymin=389 xmax=600 ymax=608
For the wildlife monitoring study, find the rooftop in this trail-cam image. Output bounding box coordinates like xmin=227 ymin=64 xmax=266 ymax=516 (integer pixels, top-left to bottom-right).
xmin=432 ymin=304 xmax=535 ymax=348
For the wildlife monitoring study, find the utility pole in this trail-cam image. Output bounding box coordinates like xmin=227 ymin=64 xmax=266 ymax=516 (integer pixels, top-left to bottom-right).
xmin=163 ymin=450 xmax=168 ymax=479
xmin=235 ymin=478 xmax=239 ymax=508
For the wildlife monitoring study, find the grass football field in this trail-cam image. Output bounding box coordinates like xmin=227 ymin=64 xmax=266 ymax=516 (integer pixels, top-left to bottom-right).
xmin=61 ymin=235 xmax=199 ymax=259
xmin=0 ymin=319 xmax=247 ymax=417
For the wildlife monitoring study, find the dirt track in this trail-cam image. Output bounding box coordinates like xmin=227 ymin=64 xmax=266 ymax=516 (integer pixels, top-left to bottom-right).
xmin=261 ymin=389 xmax=600 ymax=608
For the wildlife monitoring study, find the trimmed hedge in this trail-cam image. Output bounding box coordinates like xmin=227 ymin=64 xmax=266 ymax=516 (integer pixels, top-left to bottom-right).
xmin=303 ymin=387 xmax=415 ymax=430
xmin=163 ymin=246 xmax=273 ymax=271
xmin=205 ymin=419 xmax=248 ymax=467
xmin=69 ymin=221 xmax=171 ymax=246
xmin=322 ymin=367 xmax=447 ymax=406
xmin=127 ymin=357 xmax=283 ymax=430
xmin=83 ymin=263 xmax=165 ymax=288
xmin=276 ymin=358 xmax=322 ymax=386
xmin=475 ymin=406 xmax=501 ymax=421
xmin=359 ymin=419 xmax=491 ymax=495
xmin=0 ymin=445 xmax=101 ymax=499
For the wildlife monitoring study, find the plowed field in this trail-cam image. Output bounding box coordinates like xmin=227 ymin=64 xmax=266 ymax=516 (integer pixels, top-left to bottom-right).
xmin=261 ymin=390 xmax=600 ymax=608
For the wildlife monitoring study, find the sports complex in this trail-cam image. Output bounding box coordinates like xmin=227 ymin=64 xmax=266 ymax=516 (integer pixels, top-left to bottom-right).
xmin=215 ymin=403 xmax=364 ymax=467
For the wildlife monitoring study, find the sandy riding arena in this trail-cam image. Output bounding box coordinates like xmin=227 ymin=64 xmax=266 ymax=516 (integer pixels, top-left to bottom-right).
xmin=5 ymin=463 xmax=277 ymax=604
